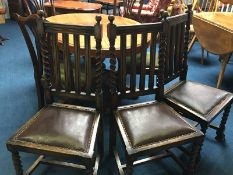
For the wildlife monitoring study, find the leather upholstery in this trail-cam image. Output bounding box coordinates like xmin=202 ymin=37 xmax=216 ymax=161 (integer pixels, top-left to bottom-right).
xmin=16 ymin=105 xmax=97 ymax=153
xmin=165 ymin=81 xmax=233 ymax=118
xmin=116 ymin=102 xmax=196 ymax=148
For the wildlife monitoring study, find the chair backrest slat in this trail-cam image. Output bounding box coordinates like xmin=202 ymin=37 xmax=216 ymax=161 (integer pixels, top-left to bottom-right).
xmin=73 ymin=34 xmax=81 ymax=93
xmin=84 ymin=35 xmax=92 ymax=95
xmin=139 ymin=32 xmax=147 ymax=91
xmin=51 ymin=33 xmax=61 ymax=91
xmin=130 ymin=33 xmax=137 ymax=92
xmin=119 ymin=34 xmax=127 ymax=95
xmin=149 ymin=32 xmax=157 ymax=90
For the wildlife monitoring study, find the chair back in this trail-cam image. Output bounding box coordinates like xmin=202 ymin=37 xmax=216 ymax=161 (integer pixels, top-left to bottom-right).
xmin=122 ymin=0 xmax=144 ymax=21
xmin=37 ymin=15 xmax=103 ymax=110
xmin=23 ymin=0 xmax=55 ymax=16
xmin=107 ymin=15 xmax=165 ymax=107
xmin=217 ymin=0 xmax=233 ymax=12
xmin=15 ymin=13 xmax=44 ymax=109
xmin=160 ymin=5 xmax=192 ymax=93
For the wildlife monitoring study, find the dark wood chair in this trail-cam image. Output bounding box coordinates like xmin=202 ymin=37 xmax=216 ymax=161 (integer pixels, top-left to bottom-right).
xmin=107 ymin=8 xmax=204 ymax=175
xmin=6 ymin=14 xmax=104 ymax=175
xmin=23 ymin=0 xmax=55 ymax=16
xmin=15 ymin=13 xmax=44 ymax=109
xmin=161 ymin=5 xmax=233 ymax=142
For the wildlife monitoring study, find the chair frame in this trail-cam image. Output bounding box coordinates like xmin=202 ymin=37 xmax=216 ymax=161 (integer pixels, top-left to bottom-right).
xmin=107 ymin=7 xmax=204 ymax=175
xmin=15 ymin=13 xmax=44 ymax=109
xmin=6 ymin=14 xmax=104 ymax=175
xmin=162 ymin=4 xmax=232 ymax=142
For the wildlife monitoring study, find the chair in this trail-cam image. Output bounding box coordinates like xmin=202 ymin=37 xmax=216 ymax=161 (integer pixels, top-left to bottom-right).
xmin=6 ymin=14 xmax=104 ymax=175
xmin=15 ymin=13 xmax=44 ymax=109
xmin=23 ymin=0 xmax=55 ymax=16
xmin=107 ymin=7 xmax=204 ymax=175
xmin=162 ymin=5 xmax=233 ymax=142
xmin=119 ymin=0 xmax=184 ymax=23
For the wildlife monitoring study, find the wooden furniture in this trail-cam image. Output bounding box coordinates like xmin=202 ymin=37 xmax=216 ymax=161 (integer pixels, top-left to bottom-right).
xmin=8 ymin=0 xmax=24 ymax=18
xmin=119 ymin=0 xmax=179 ymax=23
xmin=188 ymin=0 xmax=232 ymax=64
xmin=44 ymin=0 xmax=103 ymax=14
xmin=6 ymin=14 xmax=104 ymax=175
xmin=107 ymin=9 xmax=204 ymax=175
xmin=14 ymin=13 xmax=44 ymax=109
xmin=162 ymin=10 xmax=233 ymax=144
xmin=46 ymin=13 xmax=143 ymax=57
xmin=193 ymin=12 xmax=233 ymax=88
xmin=95 ymin=0 xmax=123 ymax=15
xmin=23 ymin=0 xmax=55 ymax=16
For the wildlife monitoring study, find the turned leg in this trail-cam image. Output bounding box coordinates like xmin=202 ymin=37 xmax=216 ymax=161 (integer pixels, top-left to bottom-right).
xmin=109 ymin=114 xmax=117 ymax=156
xmin=215 ymin=104 xmax=232 ymax=142
xmin=11 ymin=151 xmax=23 ymax=175
xmin=183 ymin=139 xmax=203 ymax=175
xmin=97 ymin=116 xmax=104 ymax=161
xmin=201 ymin=47 xmax=205 ymax=64
xmin=125 ymin=156 xmax=133 ymax=175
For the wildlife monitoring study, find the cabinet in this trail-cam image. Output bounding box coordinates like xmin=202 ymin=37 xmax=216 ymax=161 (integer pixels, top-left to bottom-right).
xmin=8 ymin=0 xmax=24 ymax=19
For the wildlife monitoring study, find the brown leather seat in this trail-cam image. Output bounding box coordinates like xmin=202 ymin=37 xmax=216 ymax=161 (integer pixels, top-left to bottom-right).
xmin=116 ymin=101 xmax=201 ymax=150
xmin=11 ymin=104 xmax=99 ymax=154
xmin=165 ymin=81 xmax=233 ymax=122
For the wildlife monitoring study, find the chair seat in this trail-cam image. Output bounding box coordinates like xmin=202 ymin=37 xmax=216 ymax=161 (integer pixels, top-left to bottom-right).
xmin=115 ymin=101 xmax=202 ymax=151
xmin=165 ymin=81 xmax=233 ymax=121
xmin=10 ymin=104 xmax=99 ymax=154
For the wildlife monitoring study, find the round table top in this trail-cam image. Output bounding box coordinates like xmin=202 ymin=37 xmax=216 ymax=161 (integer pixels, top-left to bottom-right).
xmin=47 ymin=13 xmax=142 ymax=57
xmin=193 ymin=12 xmax=233 ymax=55
xmin=44 ymin=1 xmax=102 ymax=12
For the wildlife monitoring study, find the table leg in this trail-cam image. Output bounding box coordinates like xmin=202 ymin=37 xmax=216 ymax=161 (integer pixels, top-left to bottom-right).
xmin=217 ymin=54 xmax=230 ymax=88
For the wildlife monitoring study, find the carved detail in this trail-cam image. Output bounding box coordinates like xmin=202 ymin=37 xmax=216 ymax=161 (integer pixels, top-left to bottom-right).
xmin=216 ymin=103 xmax=232 ymax=142
xmin=12 ymin=151 xmax=23 ymax=175
xmin=157 ymin=10 xmax=168 ymax=100
xmin=184 ymin=139 xmax=203 ymax=175
xmin=181 ymin=4 xmax=192 ymax=81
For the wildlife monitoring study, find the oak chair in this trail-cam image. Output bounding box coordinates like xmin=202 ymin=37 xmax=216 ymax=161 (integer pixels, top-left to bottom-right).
xmin=107 ymin=8 xmax=204 ymax=175
xmin=23 ymin=0 xmax=55 ymax=16
xmin=15 ymin=13 xmax=44 ymax=109
xmin=6 ymin=14 xmax=104 ymax=175
xmin=162 ymin=5 xmax=233 ymax=143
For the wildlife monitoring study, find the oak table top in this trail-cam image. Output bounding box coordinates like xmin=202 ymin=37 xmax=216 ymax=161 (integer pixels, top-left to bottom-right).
xmin=193 ymin=12 xmax=233 ymax=88
xmin=193 ymin=12 xmax=233 ymax=55
xmin=44 ymin=0 xmax=103 ymax=13
xmin=46 ymin=13 xmax=142 ymax=57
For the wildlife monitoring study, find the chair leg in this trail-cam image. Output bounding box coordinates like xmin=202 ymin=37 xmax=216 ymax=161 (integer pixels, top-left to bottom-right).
xmin=98 ymin=117 xmax=104 ymax=161
xmin=11 ymin=151 xmax=23 ymax=175
xmin=125 ymin=156 xmax=133 ymax=175
xmin=215 ymin=104 xmax=232 ymax=142
xmin=109 ymin=114 xmax=117 ymax=156
xmin=183 ymin=139 xmax=203 ymax=175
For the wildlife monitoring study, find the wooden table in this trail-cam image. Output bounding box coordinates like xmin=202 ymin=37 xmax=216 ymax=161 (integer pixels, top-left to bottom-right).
xmin=193 ymin=12 xmax=233 ymax=88
xmin=44 ymin=0 xmax=103 ymax=14
xmin=47 ymin=13 xmax=142 ymax=57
